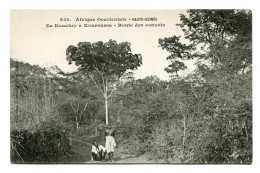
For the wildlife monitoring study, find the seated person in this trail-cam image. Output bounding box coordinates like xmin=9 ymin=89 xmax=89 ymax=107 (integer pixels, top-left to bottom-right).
xmin=91 ymin=140 xmax=107 ymax=161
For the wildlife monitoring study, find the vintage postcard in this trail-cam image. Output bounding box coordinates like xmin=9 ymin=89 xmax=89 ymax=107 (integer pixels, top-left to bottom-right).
xmin=10 ymin=9 xmax=252 ymax=164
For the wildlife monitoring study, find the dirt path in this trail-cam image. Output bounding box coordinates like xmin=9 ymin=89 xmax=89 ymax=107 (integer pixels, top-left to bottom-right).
xmin=69 ymin=137 xmax=93 ymax=161
xmin=85 ymin=154 xmax=154 ymax=164
xmin=113 ymin=154 xmax=154 ymax=163
xmin=83 ymin=151 xmax=155 ymax=164
xmin=69 ymin=135 xmax=155 ymax=164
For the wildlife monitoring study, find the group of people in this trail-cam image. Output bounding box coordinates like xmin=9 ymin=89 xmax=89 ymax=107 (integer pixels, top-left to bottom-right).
xmin=91 ymin=125 xmax=116 ymax=162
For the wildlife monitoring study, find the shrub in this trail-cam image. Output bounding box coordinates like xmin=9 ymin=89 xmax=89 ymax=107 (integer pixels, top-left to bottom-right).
xmin=11 ymin=122 xmax=75 ymax=163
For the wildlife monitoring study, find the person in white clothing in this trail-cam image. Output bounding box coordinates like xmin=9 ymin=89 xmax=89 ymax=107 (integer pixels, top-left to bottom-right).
xmin=91 ymin=140 xmax=100 ymax=161
xmin=105 ymin=125 xmax=116 ymax=162
xmin=91 ymin=140 xmax=107 ymax=161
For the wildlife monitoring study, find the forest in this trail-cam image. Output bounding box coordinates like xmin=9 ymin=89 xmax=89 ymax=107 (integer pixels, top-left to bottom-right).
xmin=10 ymin=10 xmax=252 ymax=164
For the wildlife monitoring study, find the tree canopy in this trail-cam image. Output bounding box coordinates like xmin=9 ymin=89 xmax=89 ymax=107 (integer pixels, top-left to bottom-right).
xmin=66 ymin=39 xmax=142 ymax=77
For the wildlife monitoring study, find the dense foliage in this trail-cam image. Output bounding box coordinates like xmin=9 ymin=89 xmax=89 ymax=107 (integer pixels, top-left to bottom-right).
xmin=11 ymin=123 xmax=74 ymax=163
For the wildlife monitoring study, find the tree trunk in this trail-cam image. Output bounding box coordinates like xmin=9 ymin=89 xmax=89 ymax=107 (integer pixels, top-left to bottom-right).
xmin=105 ymin=79 xmax=109 ymax=125
xmin=75 ymin=112 xmax=79 ymax=130
xmin=183 ymin=113 xmax=186 ymax=147
xmin=90 ymin=74 xmax=111 ymax=125
xmin=15 ymin=61 xmax=19 ymax=124
xmin=105 ymin=96 xmax=108 ymax=125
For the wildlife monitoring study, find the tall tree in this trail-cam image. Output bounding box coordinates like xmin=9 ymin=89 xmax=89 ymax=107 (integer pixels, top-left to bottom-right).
xmin=66 ymin=39 xmax=142 ymax=125
xmin=159 ymin=10 xmax=252 ymax=75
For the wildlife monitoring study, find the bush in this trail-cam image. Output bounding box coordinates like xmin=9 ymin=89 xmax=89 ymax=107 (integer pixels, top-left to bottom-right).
xmin=11 ymin=122 xmax=75 ymax=163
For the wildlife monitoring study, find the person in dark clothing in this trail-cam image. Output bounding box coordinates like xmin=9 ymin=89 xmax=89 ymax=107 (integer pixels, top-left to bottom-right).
xmin=98 ymin=144 xmax=107 ymax=160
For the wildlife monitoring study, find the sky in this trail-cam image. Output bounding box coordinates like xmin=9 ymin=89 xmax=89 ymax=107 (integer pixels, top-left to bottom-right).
xmin=10 ymin=10 xmax=196 ymax=80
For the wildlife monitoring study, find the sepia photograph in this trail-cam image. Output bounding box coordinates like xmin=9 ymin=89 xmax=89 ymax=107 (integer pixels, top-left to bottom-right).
xmin=10 ymin=9 xmax=252 ymax=164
